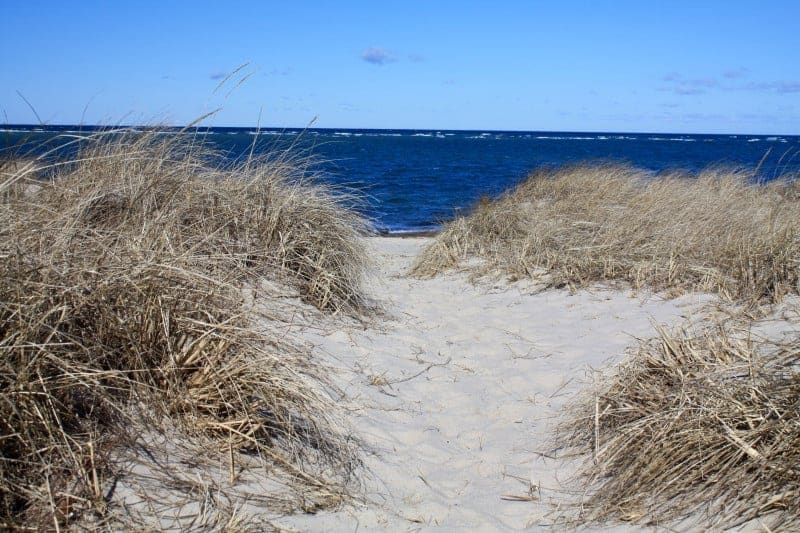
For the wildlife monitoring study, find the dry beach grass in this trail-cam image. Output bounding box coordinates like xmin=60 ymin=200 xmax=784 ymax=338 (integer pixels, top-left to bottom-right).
xmin=0 ymin=130 xmax=369 ymax=529
xmin=413 ymin=164 xmax=800 ymax=304
xmin=558 ymin=319 xmax=800 ymax=530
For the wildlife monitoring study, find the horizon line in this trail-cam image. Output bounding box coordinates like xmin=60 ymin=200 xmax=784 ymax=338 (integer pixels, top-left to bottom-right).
xmin=1 ymin=123 xmax=798 ymax=138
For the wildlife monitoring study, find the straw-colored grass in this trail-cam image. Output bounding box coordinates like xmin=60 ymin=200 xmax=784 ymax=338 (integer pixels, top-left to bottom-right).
xmin=557 ymin=319 xmax=800 ymax=530
xmin=31 ymin=131 xmax=370 ymax=312
xmin=412 ymin=164 xmax=800 ymax=303
xmin=0 ymin=130 xmax=369 ymax=529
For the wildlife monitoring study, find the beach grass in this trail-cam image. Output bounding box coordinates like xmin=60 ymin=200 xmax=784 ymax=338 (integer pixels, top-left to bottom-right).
xmin=412 ymin=164 xmax=800 ymax=304
xmin=0 ymin=130 xmax=369 ymax=528
xmin=558 ymin=319 xmax=800 ymax=530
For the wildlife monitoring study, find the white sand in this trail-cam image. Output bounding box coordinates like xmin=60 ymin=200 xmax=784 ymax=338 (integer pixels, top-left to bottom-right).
xmin=274 ymin=237 xmax=714 ymax=531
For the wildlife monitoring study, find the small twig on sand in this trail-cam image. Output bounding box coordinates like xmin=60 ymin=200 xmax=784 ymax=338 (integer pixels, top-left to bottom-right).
xmin=387 ymin=357 xmax=452 ymax=386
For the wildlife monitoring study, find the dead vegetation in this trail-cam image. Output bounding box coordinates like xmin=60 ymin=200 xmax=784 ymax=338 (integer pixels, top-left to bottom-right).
xmin=557 ymin=318 xmax=800 ymax=530
xmin=412 ymin=164 xmax=800 ymax=304
xmin=0 ymin=130 xmax=370 ymax=529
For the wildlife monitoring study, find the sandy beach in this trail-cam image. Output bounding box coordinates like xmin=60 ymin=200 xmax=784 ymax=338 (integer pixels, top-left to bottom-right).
xmin=273 ymin=237 xmax=714 ymax=531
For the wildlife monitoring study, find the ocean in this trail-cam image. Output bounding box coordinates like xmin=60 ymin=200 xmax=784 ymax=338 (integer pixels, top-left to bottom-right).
xmin=3 ymin=126 xmax=799 ymax=234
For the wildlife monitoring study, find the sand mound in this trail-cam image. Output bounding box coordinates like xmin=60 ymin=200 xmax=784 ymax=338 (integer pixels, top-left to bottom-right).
xmin=413 ymin=164 xmax=800 ymax=304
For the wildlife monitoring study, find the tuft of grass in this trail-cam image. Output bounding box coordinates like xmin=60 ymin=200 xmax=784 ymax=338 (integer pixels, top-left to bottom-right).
xmin=557 ymin=320 xmax=800 ymax=530
xmin=0 ymin=130 xmax=369 ymax=528
xmin=28 ymin=130 xmax=370 ymax=312
xmin=412 ymin=164 xmax=800 ymax=304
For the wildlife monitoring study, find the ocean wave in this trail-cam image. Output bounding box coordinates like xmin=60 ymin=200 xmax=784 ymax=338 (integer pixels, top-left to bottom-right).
xmin=247 ymin=130 xmax=291 ymax=136
xmin=535 ymin=136 xmax=596 ymax=140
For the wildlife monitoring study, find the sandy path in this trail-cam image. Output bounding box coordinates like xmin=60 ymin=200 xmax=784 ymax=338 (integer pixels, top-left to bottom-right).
xmin=276 ymin=237 xmax=710 ymax=531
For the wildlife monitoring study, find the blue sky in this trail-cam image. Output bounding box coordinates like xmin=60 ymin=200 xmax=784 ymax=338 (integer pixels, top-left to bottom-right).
xmin=2 ymin=1 xmax=798 ymax=133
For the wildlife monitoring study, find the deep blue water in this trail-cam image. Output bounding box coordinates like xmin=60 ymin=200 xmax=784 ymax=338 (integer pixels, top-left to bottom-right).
xmin=3 ymin=126 xmax=799 ymax=233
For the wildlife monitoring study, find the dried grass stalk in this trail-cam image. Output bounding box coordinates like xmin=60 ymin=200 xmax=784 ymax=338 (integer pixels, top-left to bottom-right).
xmin=413 ymin=164 xmax=800 ymax=304
xmin=558 ymin=322 xmax=800 ymax=530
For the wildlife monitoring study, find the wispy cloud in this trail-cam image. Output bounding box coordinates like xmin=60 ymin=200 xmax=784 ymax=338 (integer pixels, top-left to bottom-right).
xmin=409 ymin=53 xmax=426 ymax=63
xmin=660 ymin=69 xmax=800 ymax=96
xmin=672 ymin=86 xmax=708 ymax=96
xmin=209 ymin=72 xmax=226 ymax=80
xmin=722 ymin=67 xmax=749 ymax=79
xmin=360 ymin=47 xmax=395 ymax=65
xmin=744 ymin=80 xmax=800 ymax=93
xmin=660 ymin=73 xmax=719 ymax=95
